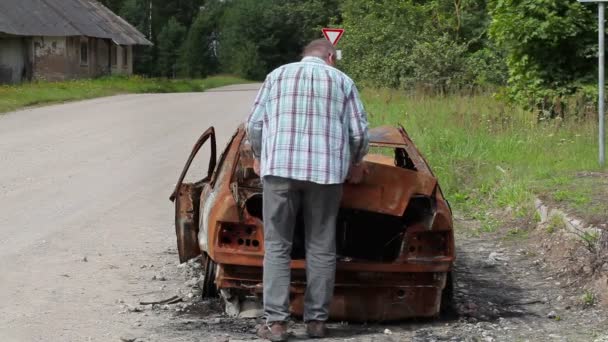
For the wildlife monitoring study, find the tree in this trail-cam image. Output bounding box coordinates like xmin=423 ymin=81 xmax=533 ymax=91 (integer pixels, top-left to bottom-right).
xmin=156 ymin=17 xmax=187 ymax=77
xmin=179 ymin=1 xmax=225 ymax=77
xmin=217 ymin=0 xmax=341 ymax=80
xmin=339 ymin=0 xmax=444 ymax=88
xmin=119 ymin=0 xmax=155 ymax=75
xmin=489 ymin=0 xmax=596 ymax=104
xmin=339 ymin=0 xmax=503 ymax=91
xmin=99 ymin=0 xmax=125 ymax=12
xmin=151 ymin=0 xmax=204 ymax=36
xmin=120 ymin=0 xmax=150 ymax=35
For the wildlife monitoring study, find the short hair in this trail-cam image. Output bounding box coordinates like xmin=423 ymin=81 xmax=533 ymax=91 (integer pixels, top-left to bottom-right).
xmin=302 ymin=39 xmax=336 ymax=58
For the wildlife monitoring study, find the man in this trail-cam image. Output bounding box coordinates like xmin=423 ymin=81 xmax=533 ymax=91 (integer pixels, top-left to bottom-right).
xmin=246 ymin=39 xmax=369 ymax=341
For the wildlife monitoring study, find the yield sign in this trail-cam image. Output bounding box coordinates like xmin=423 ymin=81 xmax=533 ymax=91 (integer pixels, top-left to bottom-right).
xmin=322 ymin=28 xmax=345 ymax=46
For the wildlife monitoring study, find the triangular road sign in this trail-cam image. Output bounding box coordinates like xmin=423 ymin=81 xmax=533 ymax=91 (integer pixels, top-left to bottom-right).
xmin=322 ymin=28 xmax=345 ymax=46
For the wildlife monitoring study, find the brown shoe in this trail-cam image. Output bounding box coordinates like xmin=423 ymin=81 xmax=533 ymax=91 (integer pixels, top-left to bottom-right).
xmin=306 ymin=320 xmax=327 ymax=338
xmin=256 ymin=321 xmax=289 ymax=341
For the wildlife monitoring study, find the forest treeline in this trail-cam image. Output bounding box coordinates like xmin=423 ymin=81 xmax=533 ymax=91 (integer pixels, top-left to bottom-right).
xmin=100 ymin=0 xmax=601 ymax=115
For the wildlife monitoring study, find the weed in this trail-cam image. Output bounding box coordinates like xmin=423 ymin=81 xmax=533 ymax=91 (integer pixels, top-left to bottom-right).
xmin=505 ymin=227 xmax=529 ymax=240
xmin=533 ymin=211 xmax=542 ymax=223
xmin=514 ymin=204 xmax=535 ymax=219
xmin=582 ymin=290 xmax=596 ymax=306
xmin=552 ymin=190 xmax=570 ymax=202
xmin=480 ymin=218 xmax=499 ymax=233
xmin=581 ymin=231 xmax=599 ymax=246
xmin=546 ymin=215 xmax=564 ymax=234
xmin=548 ymin=176 xmax=572 ymax=186
xmin=552 ymin=189 xmax=590 ymax=205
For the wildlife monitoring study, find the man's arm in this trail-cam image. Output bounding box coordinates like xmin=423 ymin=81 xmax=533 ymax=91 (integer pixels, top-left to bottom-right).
xmin=246 ymin=78 xmax=271 ymax=158
xmin=345 ymin=84 xmax=369 ymax=164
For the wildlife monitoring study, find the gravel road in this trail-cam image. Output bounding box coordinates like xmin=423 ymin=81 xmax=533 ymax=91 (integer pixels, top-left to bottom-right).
xmin=0 ymin=84 xmax=259 ymax=341
xmin=1 ymin=84 xmax=607 ymax=342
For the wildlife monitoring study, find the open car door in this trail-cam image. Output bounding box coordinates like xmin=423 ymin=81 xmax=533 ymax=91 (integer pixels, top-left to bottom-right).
xmin=169 ymin=127 xmax=216 ymax=263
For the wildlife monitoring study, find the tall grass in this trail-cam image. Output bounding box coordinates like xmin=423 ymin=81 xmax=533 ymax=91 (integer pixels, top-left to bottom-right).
xmin=362 ymin=88 xmax=605 ymax=223
xmin=0 ymin=75 xmax=249 ymax=114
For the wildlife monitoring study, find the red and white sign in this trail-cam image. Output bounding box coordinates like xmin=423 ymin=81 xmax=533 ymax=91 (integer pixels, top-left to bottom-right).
xmin=322 ymin=28 xmax=344 ymax=46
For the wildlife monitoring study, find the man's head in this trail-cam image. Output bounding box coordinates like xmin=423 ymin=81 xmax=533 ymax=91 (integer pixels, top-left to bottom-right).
xmin=302 ymin=39 xmax=337 ymax=66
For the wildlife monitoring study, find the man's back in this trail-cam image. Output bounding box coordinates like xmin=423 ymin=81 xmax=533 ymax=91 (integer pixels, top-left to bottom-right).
xmin=247 ymin=56 xmax=368 ymax=185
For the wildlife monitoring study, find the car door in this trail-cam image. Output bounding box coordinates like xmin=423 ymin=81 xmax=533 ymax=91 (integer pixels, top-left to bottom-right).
xmin=169 ymin=127 xmax=216 ymax=263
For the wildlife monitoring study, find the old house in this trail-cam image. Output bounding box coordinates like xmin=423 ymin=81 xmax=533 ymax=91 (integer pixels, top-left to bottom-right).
xmin=0 ymin=0 xmax=152 ymax=84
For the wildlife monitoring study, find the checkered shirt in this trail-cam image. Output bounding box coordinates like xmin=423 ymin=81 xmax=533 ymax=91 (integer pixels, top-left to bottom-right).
xmin=246 ymin=56 xmax=369 ymax=185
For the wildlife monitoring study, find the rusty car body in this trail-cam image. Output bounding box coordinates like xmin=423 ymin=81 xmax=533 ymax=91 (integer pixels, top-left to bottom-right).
xmin=170 ymin=125 xmax=455 ymax=321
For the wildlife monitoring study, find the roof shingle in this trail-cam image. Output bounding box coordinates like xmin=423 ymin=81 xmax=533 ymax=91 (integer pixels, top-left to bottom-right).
xmin=0 ymin=0 xmax=152 ymax=45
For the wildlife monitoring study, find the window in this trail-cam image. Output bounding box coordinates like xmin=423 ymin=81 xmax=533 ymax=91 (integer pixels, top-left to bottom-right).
xmin=111 ymin=45 xmax=117 ymax=66
xmin=122 ymin=46 xmax=128 ymax=67
xmin=80 ymin=41 xmax=88 ymax=65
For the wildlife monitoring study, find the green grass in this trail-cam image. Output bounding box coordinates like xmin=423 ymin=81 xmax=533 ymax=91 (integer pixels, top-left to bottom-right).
xmin=537 ymin=175 xmax=607 ymax=226
xmin=546 ymin=215 xmax=565 ymax=234
xmin=582 ymin=231 xmax=600 ymax=246
xmin=504 ymin=227 xmax=529 ymax=241
xmin=582 ymin=290 xmax=596 ymax=306
xmin=361 ymin=88 xmax=607 ymax=230
xmin=0 ymin=75 xmax=250 ymax=114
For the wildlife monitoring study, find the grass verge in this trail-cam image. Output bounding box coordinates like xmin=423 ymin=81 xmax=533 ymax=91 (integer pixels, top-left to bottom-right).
xmin=361 ymin=88 xmax=607 ymax=233
xmin=0 ymin=75 xmax=250 ymax=114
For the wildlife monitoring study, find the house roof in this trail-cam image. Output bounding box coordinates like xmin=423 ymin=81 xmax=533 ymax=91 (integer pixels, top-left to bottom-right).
xmin=0 ymin=0 xmax=152 ymax=45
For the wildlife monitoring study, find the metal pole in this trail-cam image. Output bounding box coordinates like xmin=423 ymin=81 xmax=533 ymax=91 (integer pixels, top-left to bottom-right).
xmin=600 ymin=2 xmax=606 ymax=167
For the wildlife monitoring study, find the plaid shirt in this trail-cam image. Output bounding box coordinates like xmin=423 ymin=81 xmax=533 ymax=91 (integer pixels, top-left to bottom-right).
xmin=246 ymin=56 xmax=369 ymax=185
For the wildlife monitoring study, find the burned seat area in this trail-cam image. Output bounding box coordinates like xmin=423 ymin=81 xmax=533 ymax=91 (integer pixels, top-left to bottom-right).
xmin=235 ymin=139 xmax=442 ymax=264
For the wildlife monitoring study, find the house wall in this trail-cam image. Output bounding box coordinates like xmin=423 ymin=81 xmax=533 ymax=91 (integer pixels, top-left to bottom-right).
xmin=126 ymin=46 xmax=133 ymax=74
xmin=95 ymin=39 xmax=111 ymax=76
xmin=32 ymin=36 xmax=68 ymax=81
xmin=111 ymin=45 xmax=133 ymax=75
xmin=0 ymin=36 xmax=32 ymax=84
xmin=9 ymin=35 xmax=133 ymax=83
xmin=65 ymin=36 xmax=81 ymax=78
xmin=33 ymin=36 xmax=119 ymax=81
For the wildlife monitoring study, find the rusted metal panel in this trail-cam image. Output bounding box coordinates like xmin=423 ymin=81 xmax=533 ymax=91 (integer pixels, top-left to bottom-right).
xmin=173 ymin=125 xmax=456 ymax=321
xmin=362 ymin=154 xmax=394 ymax=165
xmin=292 ymin=285 xmax=444 ymax=321
xmin=174 ymin=183 xmax=202 ymax=263
xmin=216 ymin=265 xmax=447 ymax=321
xmin=369 ymin=125 xmax=408 ymax=146
xmin=170 ymin=127 xmax=217 ymax=262
xmin=198 ymin=129 xmax=246 ymax=256
xmin=341 ymin=162 xmax=437 ymax=216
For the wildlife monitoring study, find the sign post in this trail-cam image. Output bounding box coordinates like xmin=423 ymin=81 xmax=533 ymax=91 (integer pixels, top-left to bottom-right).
xmin=322 ymin=28 xmax=345 ymax=60
xmin=579 ymin=0 xmax=607 ymax=166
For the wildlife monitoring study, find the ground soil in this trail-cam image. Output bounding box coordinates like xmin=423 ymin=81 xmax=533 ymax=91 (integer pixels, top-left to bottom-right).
xmin=116 ymin=218 xmax=608 ymax=342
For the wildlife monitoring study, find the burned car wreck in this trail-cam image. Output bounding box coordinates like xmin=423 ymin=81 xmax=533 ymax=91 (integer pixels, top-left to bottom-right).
xmin=170 ymin=125 xmax=455 ymax=321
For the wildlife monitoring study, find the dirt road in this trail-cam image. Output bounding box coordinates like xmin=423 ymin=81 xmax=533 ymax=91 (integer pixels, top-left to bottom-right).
xmin=1 ymin=85 xmax=607 ymax=342
xmin=0 ymin=84 xmax=259 ymax=341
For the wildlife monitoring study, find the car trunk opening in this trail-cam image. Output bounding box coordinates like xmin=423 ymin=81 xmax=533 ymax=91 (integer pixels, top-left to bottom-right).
xmin=244 ymin=193 xmax=435 ymax=263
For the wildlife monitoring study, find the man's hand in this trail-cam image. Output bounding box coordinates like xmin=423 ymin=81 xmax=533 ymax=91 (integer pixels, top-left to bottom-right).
xmin=347 ymin=162 xmax=369 ymax=184
xmin=253 ymin=159 xmax=261 ymax=176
